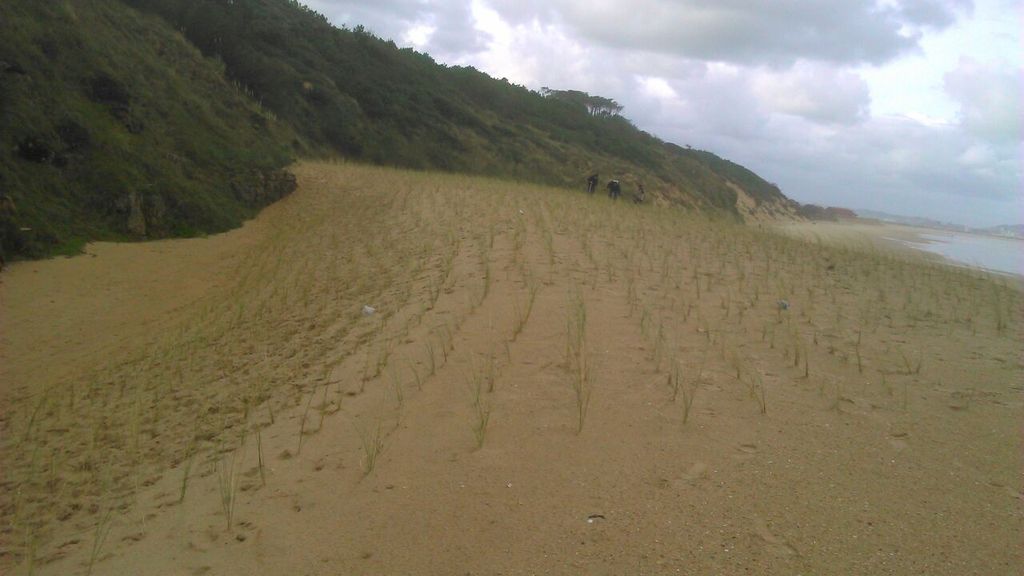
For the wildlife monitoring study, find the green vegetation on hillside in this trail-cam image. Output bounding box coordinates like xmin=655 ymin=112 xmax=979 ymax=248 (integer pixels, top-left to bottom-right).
xmin=0 ymin=0 xmax=294 ymax=259
xmin=1 ymin=0 xmax=796 ymax=261
xmin=126 ymin=0 xmax=794 ymax=211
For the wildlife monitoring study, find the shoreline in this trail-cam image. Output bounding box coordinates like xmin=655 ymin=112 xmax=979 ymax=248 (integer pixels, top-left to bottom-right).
xmin=773 ymin=219 xmax=1024 ymax=283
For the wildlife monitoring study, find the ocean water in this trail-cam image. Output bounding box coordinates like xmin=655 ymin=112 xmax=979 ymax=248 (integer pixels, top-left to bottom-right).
xmin=896 ymin=231 xmax=1023 ymax=277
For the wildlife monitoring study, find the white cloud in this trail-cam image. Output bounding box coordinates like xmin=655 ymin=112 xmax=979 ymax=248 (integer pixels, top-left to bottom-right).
xmin=305 ymin=0 xmax=1022 ymax=226
xmin=956 ymin=143 xmax=992 ymax=166
xmin=303 ymin=0 xmax=488 ymax=57
xmin=466 ymin=0 xmax=592 ymax=88
xmin=636 ymin=76 xmax=677 ymax=100
xmin=402 ymin=24 xmax=436 ymax=50
xmin=751 ymin=62 xmax=871 ymax=125
xmin=944 ymin=57 xmax=1023 ymax=143
xmin=895 ymin=0 xmax=973 ymax=28
xmin=482 ymin=0 xmax=969 ymax=66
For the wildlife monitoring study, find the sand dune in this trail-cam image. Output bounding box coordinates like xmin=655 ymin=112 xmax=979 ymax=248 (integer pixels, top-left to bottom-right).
xmin=1 ymin=162 xmax=1021 ymax=575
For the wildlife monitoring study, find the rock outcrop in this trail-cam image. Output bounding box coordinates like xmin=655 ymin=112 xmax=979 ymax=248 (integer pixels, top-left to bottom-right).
xmin=231 ymin=170 xmax=298 ymax=206
xmin=109 ymin=170 xmax=296 ymax=238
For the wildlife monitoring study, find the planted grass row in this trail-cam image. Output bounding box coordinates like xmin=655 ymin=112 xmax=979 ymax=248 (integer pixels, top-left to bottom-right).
xmin=0 ymin=164 xmax=546 ymax=568
xmin=4 ymin=162 xmax=1020 ymax=572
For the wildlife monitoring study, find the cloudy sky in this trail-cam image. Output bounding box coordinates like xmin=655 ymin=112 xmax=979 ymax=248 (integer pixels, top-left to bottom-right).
xmin=304 ymin=0 xmax=1022 ymax=227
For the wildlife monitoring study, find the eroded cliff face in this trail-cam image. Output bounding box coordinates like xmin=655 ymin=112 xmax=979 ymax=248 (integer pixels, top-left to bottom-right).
xmin=728 ymin=181 xmax=802 ymax=224
xmin=107 ymin=169 xmax=297 ymax=239
xmin=230 ymin=170 xmax=298 ymax=208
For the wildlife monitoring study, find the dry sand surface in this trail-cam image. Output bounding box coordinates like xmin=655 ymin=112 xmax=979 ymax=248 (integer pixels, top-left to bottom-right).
xmin=775 ymin=219 xmax=942 ymax=247
xmin=1 ymin=162 xmax=1021 ymax=575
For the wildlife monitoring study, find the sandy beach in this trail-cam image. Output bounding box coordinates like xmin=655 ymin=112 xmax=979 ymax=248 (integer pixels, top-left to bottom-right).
xmin=776 ymin=219 xmax=955 ymax=255
xmin=2 ymin=163 xmax=1021 ymax=575
xmin=777 ymin=220 xmax=1023 ymax=279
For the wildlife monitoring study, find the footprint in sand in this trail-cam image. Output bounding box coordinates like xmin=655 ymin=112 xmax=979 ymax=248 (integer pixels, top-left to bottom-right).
xmin=753 ymin=517 xmax=799 ymax=557
xmin=733 ymin=443 xmax=758 ymax=460
xmin=989 ymin=481 xmax=1024 ymax=501
xmin=663 ymin=462 xmax=710 ymax=489
xmin=888 ymin=431 xmax=909 ymax=451
xmin=680 ymin=462 xmax=709 ymax=484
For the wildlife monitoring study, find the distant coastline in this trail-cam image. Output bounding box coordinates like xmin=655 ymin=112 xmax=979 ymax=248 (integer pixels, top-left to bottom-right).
xmin=776 ymin=220 xmax=1024 ymax=279
xmin=887 ymin=229 xmax=1023 ymax=277
xmin=853 ymin=209 xmax=1024 ymax=240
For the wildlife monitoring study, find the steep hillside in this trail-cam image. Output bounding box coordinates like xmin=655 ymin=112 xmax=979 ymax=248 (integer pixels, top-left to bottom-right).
xmin=1 ymin=0 xmax=798 ymax=261
xmin=0 ymin=0 xmax=295 ymax=259
xmin=126 ymin=0 xmax=796 ymax=214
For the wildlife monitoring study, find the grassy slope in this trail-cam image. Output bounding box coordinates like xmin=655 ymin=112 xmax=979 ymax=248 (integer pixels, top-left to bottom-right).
xmin=0 ymin=0 xmax=294 ymax=258
xmin=126 ymin=0 xmax=795 ymax=214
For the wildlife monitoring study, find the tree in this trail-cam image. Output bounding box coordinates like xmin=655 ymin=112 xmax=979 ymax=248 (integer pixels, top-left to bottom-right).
xmin=540 ymin=87 xmax=623 ymax=117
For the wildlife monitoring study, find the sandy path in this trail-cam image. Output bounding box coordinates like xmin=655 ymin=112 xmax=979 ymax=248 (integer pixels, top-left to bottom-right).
xmin=2 ymin=162 xmax=1021 ymax=575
